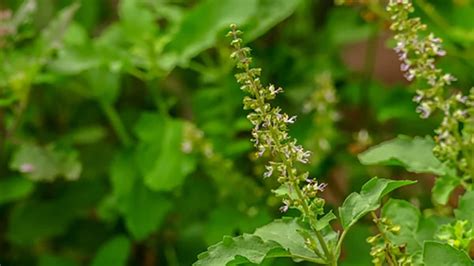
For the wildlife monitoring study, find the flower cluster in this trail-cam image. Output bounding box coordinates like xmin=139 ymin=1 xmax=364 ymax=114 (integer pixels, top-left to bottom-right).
xmin=388 ymin=0 xmax=453 ymax=119
xmin=227 ymin=24 xmax=327 ymax=222
xmin=303 ymin=72 xmax=340 ymax=166
xmin=367 ymin=214 xmax=412 ymax=266
xmin=436 ymin=220 xmax=474 ymax=251
xmin=388 ymin=0 xmax=474 ymax=180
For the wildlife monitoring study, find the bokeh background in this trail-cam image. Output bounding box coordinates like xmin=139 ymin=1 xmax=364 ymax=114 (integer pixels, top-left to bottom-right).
xmin=1 ymin=0 xmax=473 ymax=265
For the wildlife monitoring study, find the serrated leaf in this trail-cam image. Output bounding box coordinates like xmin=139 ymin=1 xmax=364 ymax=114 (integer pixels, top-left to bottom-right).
xmin=423 ymin=241 xmax=472 ymax=266
xmin=10 ymin=143 xmax=82 ymax=182
xmin=432 ymin=175 xmax=461 ymax=205
xmin=339 ymin=177 xmax=416 ymax=229
xmin=91 ymin=235 xmax=131 ymax=266
xmin=194 ymin=234 xmax=287 ymax=266
xmin=195 ymin=218 xmax=334 ymax=265
xmin=358 ymin=135 xmax=446 ymax=175
xmin=163 ymin=0 xmax=257 ymax=67
xmin=0 ymin=176 xmax=34 ymax=205
xmin=454 ymin=191 xmax=474 ymax=225
xmin=134 ymin=113 xmax=195 ymax=191
xmin=254 ymin=218 xmax=333 ymax=263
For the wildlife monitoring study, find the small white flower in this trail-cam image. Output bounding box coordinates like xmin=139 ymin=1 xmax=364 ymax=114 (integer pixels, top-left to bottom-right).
xmin=285 ymin=115 xmax=297 ymax=124
xmin=263 ymin=165 xmax=273 ymax=178
xmin=455 ymin=93 xmax=468 ymax=104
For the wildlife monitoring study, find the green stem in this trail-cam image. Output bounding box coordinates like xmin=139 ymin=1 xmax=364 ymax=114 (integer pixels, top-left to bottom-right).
xmin=335 ymin=229 xmax=349 ymax=260
xmin=231 ymin=30 xmax=334 ymax=264
xmin=266 ymin=124 xmax=333 ymax=263
xmin=292 ymin=179 xmax=333 ymax=262
xmin=100 ymin=102 xmax=132 ymax=147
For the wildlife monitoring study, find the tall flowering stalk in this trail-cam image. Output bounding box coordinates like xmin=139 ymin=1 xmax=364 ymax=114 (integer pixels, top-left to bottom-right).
xmin=227 ymin=24 xmax=334 ymax=263
xmin=388 ymin=0 xmax=474 ymax=185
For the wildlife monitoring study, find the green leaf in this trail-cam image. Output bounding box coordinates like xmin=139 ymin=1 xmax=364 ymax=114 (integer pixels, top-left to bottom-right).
xmin=382 ymin=199 xmax=422 ymax=252
xmin=0 ymin=176 xmax=34 ymax=205
xmin=204 ymin=204 xmax=271 ymax=245
xmin=254 ymin=218 xmax=334 ymax=263
xmin=164 ymin=0 xmax=257 ymax=67
xmin=454 ymin=191 xmax=474 ymax=225
xmin=91 ymin=235 xmax=131 ymax=266
xmin=84 ymin=67 xmax=121 ymax=104
xmin=195 ymin=218 xmax=334 ymax=265
xmin=423 ymin=241 xmax=472 ymax=266
xmin=358 ymin=135 xmax=446 ymax=175
xmin=39 ymin=3 xmax=80 ymax=52
xmin=110 ymin=150 xmax=138 ymax=200
xmin=194 ymin=234 xmax=287 ymax=266
xmin=339 ymin=177 xmax=416 ymax=229
xmin=134 ymin=113 xmax=195 ymax=191
xmin=119 ymin=0 xmax=156 ymax=40
xmin=122 ymin=181 xmax=172 ymax=240
xmin=245 ymin=0 xmax=302 ymax=41
xmin=7 ymin=180 xmax=103 ymax=244
xmin=315 ymin=211 xmax=337 ymax=231
xmin=108 ymin=150 xmax=172 ymax=240
xmin=432 ymin=175 xmax=461 ymax=205
xmin=10 ymin=143 xmax=82 ymax=182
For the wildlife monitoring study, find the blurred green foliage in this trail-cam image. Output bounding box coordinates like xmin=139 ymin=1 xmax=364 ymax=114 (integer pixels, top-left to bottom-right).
xmin=1 ymin=0 xmax=474 ymax=265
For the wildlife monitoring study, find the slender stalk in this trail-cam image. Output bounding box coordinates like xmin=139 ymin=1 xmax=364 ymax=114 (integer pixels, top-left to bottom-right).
xmin=228 ymin=25 xmax=334 ymax=265
xmin=100 ymin=102 xmax=132 ymax=147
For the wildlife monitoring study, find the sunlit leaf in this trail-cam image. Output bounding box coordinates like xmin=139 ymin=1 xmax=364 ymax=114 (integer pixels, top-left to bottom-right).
xmin=194 ymin=234 xmax=287 ymax=266
xmin=10 ymin=143 xmax=82 ymax=182
xmin=339 ymin=177 xmax=416 ymax=229
xmin=134 ymin=113 xmax=195 ymax=191
xmin=358 ymin=135 xmax=447 ymax=175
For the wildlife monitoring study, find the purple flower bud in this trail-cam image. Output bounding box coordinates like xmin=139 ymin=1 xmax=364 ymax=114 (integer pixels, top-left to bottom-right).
xmin=436 ymin=49 xmax=446 ymax=57
xmin=317 ymin=183 xmax=328 ymax=192
xmin=20 ymin=163 xmax=35 ymax=173
xmin=400 ymin=63 xmax=410 ymax=72
xmin=404 ymin=71 xmax=415 ymax=81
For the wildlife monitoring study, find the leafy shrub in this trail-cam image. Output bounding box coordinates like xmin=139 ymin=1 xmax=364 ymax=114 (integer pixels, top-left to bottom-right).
xmin=0 ymin=0 xmax=473 ymax=265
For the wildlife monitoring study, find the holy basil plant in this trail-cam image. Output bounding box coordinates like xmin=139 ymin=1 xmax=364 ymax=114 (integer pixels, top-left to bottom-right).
xmin=194 ymin=1 xmax=474 ymax=265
